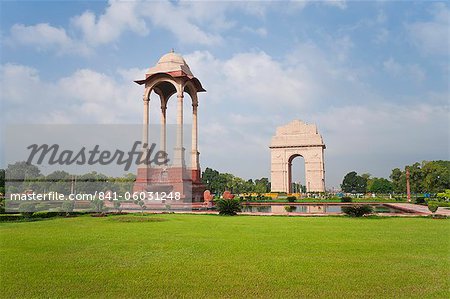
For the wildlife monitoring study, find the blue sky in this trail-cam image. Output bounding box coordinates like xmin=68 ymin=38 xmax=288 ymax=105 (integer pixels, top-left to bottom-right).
xmin=1 ymin=0 xmax=449 ymax=189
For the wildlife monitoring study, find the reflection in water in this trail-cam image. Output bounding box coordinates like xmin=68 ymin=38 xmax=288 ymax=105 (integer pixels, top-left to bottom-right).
xmin=241 ymin=204 xmax=406 ymax=214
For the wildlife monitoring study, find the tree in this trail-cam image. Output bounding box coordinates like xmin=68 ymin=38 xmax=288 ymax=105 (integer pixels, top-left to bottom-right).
xmin=389 ymin=161 xmax=450 ymax=194
xmin=201 ymin=167 xmax=272 ymax=195
xmin=341 ymin=171 xmax=367 ymax=193
xmin=6 ymin=161 xmax=42 ymax=191
xmin=421 ymin=161 xmax=450 ymax=193
xmin=201 ymin=168 xmax=220 ymax=193
xmin=45 ymin=170 xmax=71 ymax=194
xmin=368 ymin=178 xmax=393 ymax=194
xmin=408 ymin=162 xmax=423 ymax=193
xmin=254 ymin=178 xmax=270 ymax=193
xmin=112 ymin=173 xmax=136 ymax=196
xmin=76 ymin=171 xmax=111 ymax=194
xmin=390 ymin=168 xmax=405 ymax=194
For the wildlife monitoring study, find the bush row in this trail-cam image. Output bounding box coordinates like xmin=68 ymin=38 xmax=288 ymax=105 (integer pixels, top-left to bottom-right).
xmin=0 ymin=214 xmax=24 ymax=222
xmin=428 ymin=201 xmax=450 ymax=208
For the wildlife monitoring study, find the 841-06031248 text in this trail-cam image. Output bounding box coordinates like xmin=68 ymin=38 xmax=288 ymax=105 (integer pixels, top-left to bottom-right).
xmin=9 ymin=191 xmax=182 ymax=201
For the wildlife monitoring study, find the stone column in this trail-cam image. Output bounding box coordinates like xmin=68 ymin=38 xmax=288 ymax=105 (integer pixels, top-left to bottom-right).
xmin=142 ymin=96 xmax=149 ymax=165
xmin=174 ymin=91 xmax=184 ymax=166
xmin=191 ymin=101 xmax=200 ymax=181
xmin=137 ymin=95 xmax=150 ymax=186
xmin=160 ymin=102 xmax=167 ymax=159
xmin=192 ymin=103 xmax=199 ymax=168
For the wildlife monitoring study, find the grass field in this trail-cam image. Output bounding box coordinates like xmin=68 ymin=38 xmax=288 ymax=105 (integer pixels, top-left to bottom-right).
xmin=1 ymin=214 xmax=449 ymax=298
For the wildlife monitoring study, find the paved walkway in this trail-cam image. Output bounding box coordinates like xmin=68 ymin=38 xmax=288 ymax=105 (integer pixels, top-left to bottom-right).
xmin=385 ymin=203 xmax=450 ymax=216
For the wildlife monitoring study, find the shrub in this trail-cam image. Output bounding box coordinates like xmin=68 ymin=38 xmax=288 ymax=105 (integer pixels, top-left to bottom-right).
xmin=19 ymin=202 xmax=36 ymax=218
xmin=436 ymin=189 xmax=450 ymax=201
xmin=415 ymin=197 xmax=426 ymax=205
xmin=35 ymin=203 xmax=51 ymax=211
xmin=0 ymin=214 xmax=24 ymax=222
xmin=134 ymin=199 xmax=146 ymax=214
xmin=32 ymin=211 xmax=60 ymax=219
xmin=90 ymin=198 xmax=105 ymax=213
xmin=427 ymin=202 xmax=438 ymax=214
xmin=113 ymin=200 xmax=122 ymax=213
xmin=341 ymin=205 xmax=373 ymax=217
xmin=0 ymin=197 xmax=5 ymax=214
xmin=341 ymin=196 xmax=352 ymax=203
xmin=284 ymin=205 xmax=296 ymax=212
xmin=286 ymin=196 xmax=296 ymax=203
xmin=216 ymin=199 xmax=241 ymax=216
xmin=427 ymin=200 xmax=450 ymax=207
xmin=62 ymin=201 xmax=75 ymax=215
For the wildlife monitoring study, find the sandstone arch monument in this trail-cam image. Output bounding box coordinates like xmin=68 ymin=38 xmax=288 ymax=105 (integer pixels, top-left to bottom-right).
xmin=133 ymin=50 xmax=206 ymax=201
xmin=270 ymin=120 xmax=326 ymax=193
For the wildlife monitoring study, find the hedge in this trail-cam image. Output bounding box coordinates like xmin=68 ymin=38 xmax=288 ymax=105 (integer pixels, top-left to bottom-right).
xmin=0 ymin=214 xmax=24 ymax=222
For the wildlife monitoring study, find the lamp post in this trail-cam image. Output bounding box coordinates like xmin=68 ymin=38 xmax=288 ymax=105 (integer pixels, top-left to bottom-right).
xmin=406 ymin=167 xmax=411 ymax=203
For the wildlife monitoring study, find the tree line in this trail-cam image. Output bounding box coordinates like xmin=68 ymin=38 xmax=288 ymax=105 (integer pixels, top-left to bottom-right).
xmin=1 ymin=161 xmax=136 ymax=195
xmin=201 ymin=167 xmax=270 ymax=195
xmin=341 ymin=160 xmax=450 ymax=194
xmin=2 ymin=160 xmax=448 ymax=197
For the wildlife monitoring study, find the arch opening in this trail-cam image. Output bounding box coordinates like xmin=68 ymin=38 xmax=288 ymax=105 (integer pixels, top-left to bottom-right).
xmin=288 ymin=155 xmax=306 ymax=194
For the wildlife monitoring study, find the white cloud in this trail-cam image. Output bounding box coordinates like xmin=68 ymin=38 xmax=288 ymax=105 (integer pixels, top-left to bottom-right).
xmin=0 ymin=64 xmax=45 ymax=104
xmin=7 ymin=0 xmax=262 ymax=54
xmin=9 ymin=23 xmax=90 ymax=55
xmin=185 ymin=50 xmax=316 ymax=112
xmin=6 ymin=0 xmax=323 ymax=55
xmin=0 ymin=64 xmax=142 ymax=124
xmin=383 ymin=58 xmax=426 ymax=82
xmin=139 ymin=1 xmax=223 ymax=46
xmin=241 ymin=26 xmax=267 ymax=37
xmin=324 ymin=0 xmax=347 ymax=10
xmin=407 ymin=2 xmax=450 ymax=55
xmin=374 ymin=28 xmax=389 ymax=44
xmin=10 ymin=23 xmax=69 ymax=48
xmin=71 ymin=0 xmax=148 ymax=46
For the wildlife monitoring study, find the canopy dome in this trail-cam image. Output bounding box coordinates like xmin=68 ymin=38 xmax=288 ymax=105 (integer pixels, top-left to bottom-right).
xmin=157 ymin=52 xmax=186 ymax=65
xmin=135 ymin=51 xmax=205 ymax=93
xmin=146 ymin=51 xmax=193 ymax=77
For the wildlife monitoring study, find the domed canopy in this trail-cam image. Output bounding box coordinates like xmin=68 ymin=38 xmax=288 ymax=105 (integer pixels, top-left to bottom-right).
xmin=158 ymin=52 xmax=186 ymax=65
xmin=146 ymin=50 xmax=193 ymax=77
xmin=135 ymin=50 xmax=205 ymax=93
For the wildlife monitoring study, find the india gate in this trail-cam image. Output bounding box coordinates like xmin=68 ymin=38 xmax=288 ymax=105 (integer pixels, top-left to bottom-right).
xmin=270 ymin=120 xmax=326 ymax=193
xmin=133 ymin=51 xmax=206 ymax=201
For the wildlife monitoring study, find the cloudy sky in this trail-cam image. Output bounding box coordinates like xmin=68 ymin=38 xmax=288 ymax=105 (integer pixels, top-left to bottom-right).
xmin=1 ymin=0 xmax=449 ymax=189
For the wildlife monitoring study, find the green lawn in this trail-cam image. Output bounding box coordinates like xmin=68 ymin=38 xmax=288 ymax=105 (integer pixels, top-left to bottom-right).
xmin=1 ymin=215 xmax=449 ymax=298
